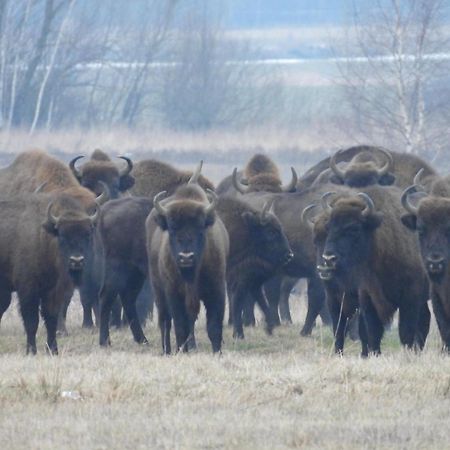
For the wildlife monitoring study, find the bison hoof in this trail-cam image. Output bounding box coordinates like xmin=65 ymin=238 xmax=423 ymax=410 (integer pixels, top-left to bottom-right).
xmin=300 ymin=328 xmax=312 ymax=337
xmin=233 ymin=331 xmax=244 ymax=340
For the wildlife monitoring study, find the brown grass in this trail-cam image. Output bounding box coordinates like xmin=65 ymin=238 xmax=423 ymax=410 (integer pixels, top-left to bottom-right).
xmin=0 ymin=293 xmax=448 ymax=450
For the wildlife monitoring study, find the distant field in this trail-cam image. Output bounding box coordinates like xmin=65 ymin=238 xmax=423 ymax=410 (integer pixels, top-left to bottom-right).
xmin=0 ymin=294 xmax=449 ymax=449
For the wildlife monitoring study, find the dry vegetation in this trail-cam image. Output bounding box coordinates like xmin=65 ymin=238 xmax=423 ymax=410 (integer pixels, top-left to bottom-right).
xmin=0 ymin=292 xmax=449 ymax=450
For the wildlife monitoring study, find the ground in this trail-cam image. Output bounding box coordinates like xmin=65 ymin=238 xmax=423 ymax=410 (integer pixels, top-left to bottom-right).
xmin=0 ymin=293 xmax=449 ymax=450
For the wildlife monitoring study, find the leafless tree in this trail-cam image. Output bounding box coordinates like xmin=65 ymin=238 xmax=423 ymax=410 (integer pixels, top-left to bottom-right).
xmin=337 ymin=0 xmax=450 ymax=154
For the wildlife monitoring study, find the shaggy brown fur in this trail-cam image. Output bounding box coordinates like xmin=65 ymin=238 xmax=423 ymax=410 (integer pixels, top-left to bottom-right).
xmin=131 ymin=159 xmax=214 ymax=199
xmin=0 ymin=192 xmax=97 ymax=354
xmin=147 ymin=184 xmax=228 ymax=354
xmin=217 ymin=196 xmax=292 ymax=338
xmin=313 ymin=185 xmax=430 ymax=356
xmin=244 ymin=153 xmax=280 ymax=180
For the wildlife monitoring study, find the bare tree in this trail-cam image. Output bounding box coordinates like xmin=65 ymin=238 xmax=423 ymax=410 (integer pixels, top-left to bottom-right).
xmin=337 ymin=0 xmax=450 ymax=154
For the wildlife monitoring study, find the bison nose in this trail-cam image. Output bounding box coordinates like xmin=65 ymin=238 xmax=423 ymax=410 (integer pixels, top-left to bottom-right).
xmin=69 ymin=255 xmax=85 ymax=270
xmin=178 ymin=252 xmax=195 ymax=267
xmin=322 ymin=252 xmax=338 ymax=267
xmin=426 ymin=255 xmax=445 ymax=274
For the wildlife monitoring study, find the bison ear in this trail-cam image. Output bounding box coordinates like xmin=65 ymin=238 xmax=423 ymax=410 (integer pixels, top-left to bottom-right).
xmin=401 ymin=214 xmax=417 ymax=231
xmin=329 ymin=175 xmax=344 ymax=185
xmin=365 ymin=212 xmax=383 ymax=230
xmin=154 ymin=214 xmax=168 ymax=231
xmin=379 ymin=173 xmax=395 ymax=186
xmin=119 ymin=175 xmax=135 ymax=191
xmin=42 ymin=220 xmax=59 ymax=236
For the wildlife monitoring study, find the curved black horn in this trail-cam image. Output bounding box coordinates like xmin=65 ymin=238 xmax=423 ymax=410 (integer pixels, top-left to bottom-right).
xmin=188 ymin=160 xmax=203 ymax=184
xmin=96 ymin=181 xmax=110 ymax=206
xmin=401 ymin=185 xmax=425 ymax=215
xmin=301 ymin=203 xmax=319 ymax=229
xmin=232 ymin=168 xmax=249 ymax=194
xmin=320 ymin=191 xmax=337 ymax=212
xmin=357 ymin=192 xmax=375 ymax=217
xmin=375 ymin=147 xmax=394 ymax=176
xmin=118 ymin=156 xmax=133 ymax=176
xmin=260 ymin=200 xmax=272 ymax=224
xmin=153 ymin=191 xmax=168 ymax=216
xmin=69 ymin=155 xmax=84 ymax=178
xmin=413 ymin=168 xmax=425 ymax=187
xmin=330 ymin=149 xmax=346 ymax=180
xmin=282 ymin=167 xmax=298 ymax=192
xmin=205 ymin=188 xmax=217 ymax=215
xmin=88 ymin=206 xmax=99 ymax=224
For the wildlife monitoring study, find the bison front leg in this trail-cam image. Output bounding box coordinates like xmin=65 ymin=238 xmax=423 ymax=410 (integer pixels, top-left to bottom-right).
xmin=251 ymin=285 xmax=274 ymax=335
xmin=279 ymin=276 xmax=297 ymax=324
xmin=41 ymin=297 xmax=60 ymax=355
xmin=231 ymin=284 xmax=247 ymax=339
xmin=431 ymin=294 xmax=450 ymax=352
xmin=360 ymin=296 xmax=384 ymax=356
xmin=204 ymin=286 xmax=225 ymax=353
xmin=19 ymin=296 xmax=39 ymax=355
xmin=301 ymin=276 xmax=326 ymax=336
xmin=263 ymin=276 xmax=282 ymax=327
xmin=119 ymin=269 xmax=148 ymax=345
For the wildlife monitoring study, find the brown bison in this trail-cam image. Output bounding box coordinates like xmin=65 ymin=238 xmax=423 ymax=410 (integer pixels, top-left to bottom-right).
xmin=298 ymin=145 xmax=436 ymax=189
xmin=217 ymin=197 xmax=293 ymax=339
xmin=401 ymin=183 xmax=450 ymax=351
xmin=311 ymin=186 xmax=430 ymax=356
xmin=0 ymin=193 xmax=99 ymax=354
xmin=69 ymin=149 xmax=135 ymax=198
xmin=147 ymin=183 xmax=229 ymax=353
xmin=131 ymin=159 xmax=214 ymax=198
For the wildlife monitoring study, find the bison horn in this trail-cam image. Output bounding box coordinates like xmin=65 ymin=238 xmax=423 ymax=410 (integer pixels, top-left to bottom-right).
xmin=401 ymin=184 xmax=427 ymax=215
xmin=34 ymin=181 xmax=48 ymax=194
xmin=282 ymin=167 xmax=298 ymax=192
xmin=375 ymin=147 xmax=394 ymax=177
xmin=357 ymin=193 xmax=375 ymax=217
xmin=96 ymin=181 xmax=110 ymax=206
xmin=232 ymin=168 xmax=249 ymax=194
xmin=330 ymin=149 xmax=346 ymax=181
xmin=118 ymin=156 xmax=133 ymax=176
xmin=88 ymin=206 xmax=99 ymax=224
xmin=188 ymin=160 xmax=203 ymax=184
xmin=320 ymin=191 xmax=337 ymax=212
xmin=154 ymin=191 xmax=168 ymax=216
xmin=413 ymin=168 xmax=425 ymax=187
xmin=69 ymin=155 xmax=84 ymax=178
xmin=205 ymin=188 xmax=218 ymax=215
xmin=301 ymin=204 xmax=319 ymax=229
xmin=46 ymin=201 xmax=60 ymax=226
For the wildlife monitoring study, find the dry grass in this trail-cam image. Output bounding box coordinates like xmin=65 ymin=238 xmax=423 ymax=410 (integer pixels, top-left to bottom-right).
xmin=0 ymin=293 xmax=449 ymax=450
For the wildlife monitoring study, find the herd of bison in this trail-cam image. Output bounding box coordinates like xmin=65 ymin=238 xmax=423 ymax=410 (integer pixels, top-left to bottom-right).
xmin=0 ymin=145 xmax=449 ymax=358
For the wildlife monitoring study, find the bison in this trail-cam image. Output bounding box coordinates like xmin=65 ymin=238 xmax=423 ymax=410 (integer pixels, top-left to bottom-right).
xmin=69 ymin=149 xmax=135 ymax=198
xmin=147 ymin=184 xmax=229 ymax=353
xmin=217 ymin=197 xmax=293 ymax=339
xmin=401 ymin=182 xmax=450 ymax=351
xmin=311 ymin=186 xmax=430 ymax=356
xmin=0 ymin=193 xmax=99 ymax=354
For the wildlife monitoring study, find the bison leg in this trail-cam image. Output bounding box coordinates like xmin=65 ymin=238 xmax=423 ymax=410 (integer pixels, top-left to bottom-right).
xmin=119 ymin=270 xmax=148 ymax=345
xmin=301 ymin=276 xmax=326 ymax=336
xmin=251 ymin=286 xmax=274 ymax=335
xmin=328 ymin=296 xmax=348 ymax=355
xmin=431 ymin=294 xmax=450 ymax=351
xmin=358 ymin=313 xmax=369 ymax=357
xmin=41 ymin=299 xmax=59 ymax=355
xmin=398 ymin=304 xmax=420 ymax=350
xmin=242 ymin=295 xmax=256 ymax=327
xmin=79 ymin=274 xmax=100 ymax=329
xmin=205 ymin=297 xmax=225 ymax=354
xmin=157 ymin=299 xmax=172 ymax=355
xmin=279 ymin=277 xmax=297 ymax=324
xmin=135 ymin=279 xmax=153 ymax=326
xmin=232 ymin=285 xmax=247 ymax=339
xmin=0 ymin=288 xmax=12 ymax=321
xmin=19 ymin=297 xmax=39 ymax=355
xmin=263 ymin=276 xmax=282 ymax=327
xmin=360 ymin=298 xmax=384 ymax=355
xmin=414 ymin=302 xmax=430 ymax=350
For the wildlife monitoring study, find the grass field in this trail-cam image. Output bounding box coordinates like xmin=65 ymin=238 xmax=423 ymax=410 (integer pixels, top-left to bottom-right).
xmin=0 ymin=292 xmax=449 ymax=450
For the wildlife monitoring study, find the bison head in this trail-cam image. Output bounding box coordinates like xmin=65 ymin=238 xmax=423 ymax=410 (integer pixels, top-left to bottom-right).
xmin=308 ymin=192 xmax=383 ymax=282
xmin=401 ymin=185 xmax=450 ymax=283
xmin=153 ymin=188 xmax=217 ymax=282
xmin=242 ymin=201 xmax=293 ymax=268
xmin=330 ymin=148 xmax=395 ymax=188
xmin=232 ymin=166 xmax=298 ymax=194
xmin=70 ymin=154 xmax=134 ymax=199
xmin=42 ymin=198 xmax=99 ymax=285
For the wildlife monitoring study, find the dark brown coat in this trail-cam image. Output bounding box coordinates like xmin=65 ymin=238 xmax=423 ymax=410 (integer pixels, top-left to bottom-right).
xmin=147 ymin=184 xmax=229 ymax=353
